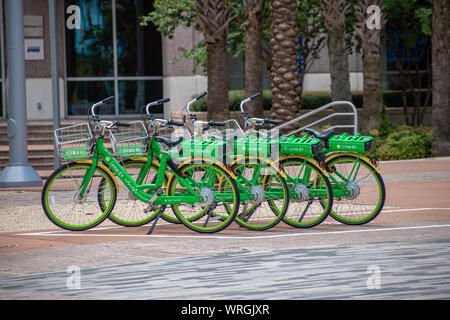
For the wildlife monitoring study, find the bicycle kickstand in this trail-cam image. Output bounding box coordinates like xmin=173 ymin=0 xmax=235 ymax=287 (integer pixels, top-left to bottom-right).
xmin=146 ymin=188 xmax=164 ymax=235
xmin=147 ymin=208 xmax=164 ymax=235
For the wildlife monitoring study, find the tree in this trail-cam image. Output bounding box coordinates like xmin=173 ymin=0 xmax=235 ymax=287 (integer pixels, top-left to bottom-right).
xmin=322 ymin=0 xmax=353 ymax=134
xmin=269 ymin=0 xmax=301 ymax=126
xmin=354 ymin=0 xmax=387 ymax=134
xmin=431 ymin=0 xmax=450 ymax=156
xmin=142 ymin=0 xmax=234 ymax=121
xmin=243 ymin=0 xmax=265 ymax=117
xmin=322 ymin=0 xmax=352 ymax=102
xmin=195 ymin=0 xmax=234 ymax=121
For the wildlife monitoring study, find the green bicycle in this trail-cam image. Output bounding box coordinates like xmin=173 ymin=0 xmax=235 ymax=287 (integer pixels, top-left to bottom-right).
xmin=241 ymin=94 xmax=385 ymax=226
xmin=136 ymin=92 xmax=290 ymax=231
xmin=238 ymin=93 xmax=334 ymax=228
xmin=42 ymin=97 xmax=240 ymax=234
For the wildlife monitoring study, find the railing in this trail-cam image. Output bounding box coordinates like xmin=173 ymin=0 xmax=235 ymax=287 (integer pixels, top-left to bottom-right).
xmin=269 ymin=101 xmax=358 ymax=137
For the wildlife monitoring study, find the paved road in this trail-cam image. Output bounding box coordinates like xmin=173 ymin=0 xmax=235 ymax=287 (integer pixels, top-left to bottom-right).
xmin=0 ymin=157 xmax=450 ymax=301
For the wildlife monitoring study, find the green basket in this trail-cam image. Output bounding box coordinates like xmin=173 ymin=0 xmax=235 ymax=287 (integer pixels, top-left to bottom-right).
xmin=327 ymin=133 xmax=374 ymax=152
xmin=279 ymin=135 xmax=323 ymax=155
xmin=235 ymin=136 xmax=279 ymax=157
xmin=179 ymin=138 xmax=227 ymax=160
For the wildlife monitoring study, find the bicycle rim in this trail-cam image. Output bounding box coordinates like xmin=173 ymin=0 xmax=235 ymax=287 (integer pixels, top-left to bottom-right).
xmin=325 ymin=154 xmax=385 ymax=224
xmin=41 ymin=162 xmax=117 ymax=231
xmin=279 ymin=156 xmax=333 ymax=228
xmin=168 ymin=161 xmax=239 ymax=233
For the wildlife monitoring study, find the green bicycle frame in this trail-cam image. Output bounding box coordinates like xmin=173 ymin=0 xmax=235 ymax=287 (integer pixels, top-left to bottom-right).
xmin=76 ymin=135 xmax=227 ymax=207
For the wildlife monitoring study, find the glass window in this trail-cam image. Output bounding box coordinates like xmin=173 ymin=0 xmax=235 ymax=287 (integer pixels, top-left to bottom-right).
xmin=116 ymin=0 xmax=162 ymax=77
xmin=64 ymin=0 xmax=163 ymax=117
xmin=67 ymin=81 xmax=115 ymax=116
xmin=65 ymin=0 xmax=114 ymax=77
xmin=118 ymin=80 xmax=163 ymax=115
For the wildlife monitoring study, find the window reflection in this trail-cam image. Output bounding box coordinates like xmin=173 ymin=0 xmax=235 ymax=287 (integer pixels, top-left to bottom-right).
xmin=64 ymin=0 xmax=163 ymax=116
xmin=116 ymin=0 xmax=162 ymax=77
xmin=67 ymin=81 xmax=114 ymax=115
xmin=118 ymin=80 xmax=163 ymax=115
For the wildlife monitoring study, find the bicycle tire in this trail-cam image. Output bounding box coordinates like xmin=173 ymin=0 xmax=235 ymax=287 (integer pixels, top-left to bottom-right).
xmin=325 ymin=153 xmax=385 ymax=225
xmin=41 ymin=162 xmax=117 ymax=231
xmin=279 ymin=156 xmax=334 ymax=228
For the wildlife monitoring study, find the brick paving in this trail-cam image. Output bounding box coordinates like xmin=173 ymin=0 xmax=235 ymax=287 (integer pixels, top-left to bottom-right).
xmin=0 ymin=157 xmax=449 ymax=300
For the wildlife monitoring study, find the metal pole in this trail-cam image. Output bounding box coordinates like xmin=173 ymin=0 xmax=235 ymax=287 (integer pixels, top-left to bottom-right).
xmin=49 ymin=0 xmax=60 ymax=168
xmin=0 ymin=0 xmax=42 ymax=187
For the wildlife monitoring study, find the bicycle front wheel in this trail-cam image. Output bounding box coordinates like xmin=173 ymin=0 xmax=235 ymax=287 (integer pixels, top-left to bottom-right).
xmin=41 ymin=162 xmax=117 ymax=231
xmin=167 ymin=160 xmax=240 ymax=233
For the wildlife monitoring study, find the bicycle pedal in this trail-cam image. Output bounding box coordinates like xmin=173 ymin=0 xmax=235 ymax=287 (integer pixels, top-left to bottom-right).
xmin=144 ymin=187 xmax=164 ymax=213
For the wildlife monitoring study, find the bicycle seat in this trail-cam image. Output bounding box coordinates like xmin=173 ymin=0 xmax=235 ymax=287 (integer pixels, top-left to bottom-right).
xmin=155 ymin=136 xmax=184 ymax=147
xmin=304 ymin=128 xmax=334 ymax=140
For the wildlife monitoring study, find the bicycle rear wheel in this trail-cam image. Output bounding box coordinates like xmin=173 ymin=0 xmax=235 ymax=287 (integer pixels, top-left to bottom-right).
xmin=279 ymin=156 xmax=333 ymax=228
xmin=167 ymin=160 xmax=240 ymax=233
xmin=101 ymin=159 xmax=168 ymax=227
xmin=325 ymin=154 xmax=385 ymax=225
xmin=230 ymin=158 xmax=289 ymax=231
xmin=41 ymin=162 xmax=117 ymax=231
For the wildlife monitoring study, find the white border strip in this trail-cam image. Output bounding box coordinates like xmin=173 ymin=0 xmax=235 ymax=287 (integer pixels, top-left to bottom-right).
xmin=14 ymin=207 xmax=450 ymax=239
xmin=15 ymin=224 xmax=450 ymax=240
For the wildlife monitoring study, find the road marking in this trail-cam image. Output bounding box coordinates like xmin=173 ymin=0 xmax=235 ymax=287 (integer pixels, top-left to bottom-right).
xmin=14 ymin=207 xmax=450 ymax=239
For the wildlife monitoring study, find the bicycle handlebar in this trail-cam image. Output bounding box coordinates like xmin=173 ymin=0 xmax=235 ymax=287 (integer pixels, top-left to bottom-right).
xmin=202 ymin=120 xmax=226 ymax=131
xmin=91 ymin=96 xmax=114 ymax=119
xmin=184 ymin=91 xmax=207 ymax=119
xmin=146 ymin=97 xmax=170 ymax=117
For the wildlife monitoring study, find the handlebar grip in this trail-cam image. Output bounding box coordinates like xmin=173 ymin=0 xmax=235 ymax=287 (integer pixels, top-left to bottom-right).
xmin=249 ymin=92 xmax=261 ymax=100
xmin=116 ymin=121 xmax=131 ymax=127
xmin=101 ymin=96 xmax=115 ymax=105
xmin=195 ymin=91 xmax=207 ymax=100
xmin=167 ymin=119 xmax=184 ymax=126
xmin=264 ymin=118 xmax=280 ymax=125
xmin=157 ymin=97 xmax=170 ymax=104
xmin=210 ymin=121 xmax=225 ymax=127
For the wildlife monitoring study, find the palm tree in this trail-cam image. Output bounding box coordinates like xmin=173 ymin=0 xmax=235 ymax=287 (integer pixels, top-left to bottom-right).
xmin=269 ymin=0 xmax=301 ymax=126
xmin=354 ymin=0 xmax=387 ymax=134
xmin=431 ymin=0 xmax=450 ymax=156
xmin=322 ymin=0 xmax=352 ymax=134
xmin=194 ymin=0 xmax=234 ymax=121
xmin=244 ymin=0 xmax=265 ymax=117
xmin=322 ymin=0 xmax=352 ymax=102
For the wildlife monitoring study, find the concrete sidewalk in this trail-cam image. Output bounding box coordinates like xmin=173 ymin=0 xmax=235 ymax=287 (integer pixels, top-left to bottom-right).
xmin=0 ymin=157 xmax=449 ymax=300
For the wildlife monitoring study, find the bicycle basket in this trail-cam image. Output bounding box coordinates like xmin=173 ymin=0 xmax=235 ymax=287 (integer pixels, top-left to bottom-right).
xmin=109 ymin=121 xmax=149 ymax=157
xmin=54 ymin=123 xmax=94 ymax=160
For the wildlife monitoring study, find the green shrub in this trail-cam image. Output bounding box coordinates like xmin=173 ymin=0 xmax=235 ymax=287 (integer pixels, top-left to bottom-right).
xmin=190 ymin=90 xmax=364 ymax=112
xmin=367 ymin=126 xmax=432 ymax=160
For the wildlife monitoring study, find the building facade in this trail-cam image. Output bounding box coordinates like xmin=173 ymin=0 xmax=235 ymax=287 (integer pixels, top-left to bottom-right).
xmin=0 ymin=0 xmax=366 ymax=123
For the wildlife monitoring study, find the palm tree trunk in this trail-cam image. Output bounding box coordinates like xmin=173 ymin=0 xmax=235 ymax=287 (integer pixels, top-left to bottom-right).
xmin=206 ymin=42 xmax=230 ymax=121
xmin=354 ymin=0 xmax=387 ymax=134
xmin=194 ymin=0 xmax=233 ymax=121
xmin=244 ymin=0 xmax=264 ymax=117
xmin=322 ymin=0 xmax=351 ymax=134
xmin=269 ymin=0 xmax=301 ymax=127
xmin=432 ymin=0 xmax=450 ymax=156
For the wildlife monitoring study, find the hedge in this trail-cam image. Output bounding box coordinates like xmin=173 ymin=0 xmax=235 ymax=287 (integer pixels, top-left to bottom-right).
xmin=189 ymin=90 xmax=428 ymax=112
